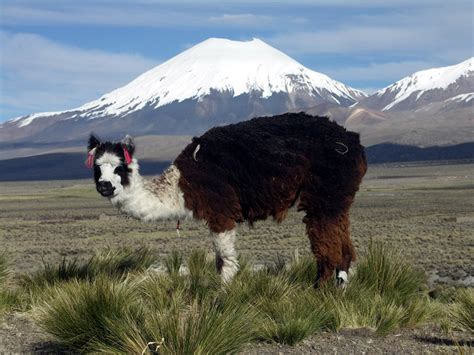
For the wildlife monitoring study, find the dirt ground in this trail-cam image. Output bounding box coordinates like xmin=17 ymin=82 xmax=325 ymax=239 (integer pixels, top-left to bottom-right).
xmin=0 ymin=161 xmax=473 ymax=353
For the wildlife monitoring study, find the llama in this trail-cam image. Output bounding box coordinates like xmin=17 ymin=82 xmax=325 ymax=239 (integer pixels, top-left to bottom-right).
xmin=86 ymin=112 xmax=367 ymax=286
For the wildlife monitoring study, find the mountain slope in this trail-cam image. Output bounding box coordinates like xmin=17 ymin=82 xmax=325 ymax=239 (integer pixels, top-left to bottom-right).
xmin=0 ymin=38 xmax=365 ymax=143
xmin=363 ymin=58 xmax=473 ymax=111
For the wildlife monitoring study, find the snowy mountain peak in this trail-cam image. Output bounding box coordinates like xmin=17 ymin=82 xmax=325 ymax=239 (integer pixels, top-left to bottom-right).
xmin=7 ymin=38 xmax=366 ymax=127
xmin=77 ymin=37 xmax=364 ymax=118
xmin=375 ymin=57 xmax=473 ymax=111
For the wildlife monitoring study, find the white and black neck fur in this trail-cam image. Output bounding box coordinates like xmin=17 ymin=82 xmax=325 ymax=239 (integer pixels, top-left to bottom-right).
xmin=109 ymin=161 xmax=192 ymax=222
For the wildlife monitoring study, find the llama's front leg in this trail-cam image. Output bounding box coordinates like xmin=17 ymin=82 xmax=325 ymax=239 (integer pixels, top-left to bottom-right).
xmin=212 ymin=229 xmax=239 ymax=283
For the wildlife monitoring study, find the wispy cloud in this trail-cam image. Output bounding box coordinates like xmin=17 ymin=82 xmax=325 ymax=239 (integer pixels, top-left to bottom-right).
xmin=0 ymin=32 xmax=159 ymax=119
xmin=208 ymin=14 xmax=274 ymax=27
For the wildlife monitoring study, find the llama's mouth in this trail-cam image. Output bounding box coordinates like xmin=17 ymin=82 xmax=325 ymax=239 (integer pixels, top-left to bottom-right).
xmin=99 ymin=189 xmax=115 ymax=197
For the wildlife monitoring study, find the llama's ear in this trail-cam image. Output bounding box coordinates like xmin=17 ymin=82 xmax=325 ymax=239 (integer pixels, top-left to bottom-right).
xmin=88 ymin=134 xmax=101 ymax=151
xmin=121 ymin=135 xmax=135 ymax=156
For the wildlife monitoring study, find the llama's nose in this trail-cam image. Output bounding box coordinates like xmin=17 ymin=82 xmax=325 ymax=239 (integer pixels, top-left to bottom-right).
xmin=97 ymin=181 xmax=115 ymax=196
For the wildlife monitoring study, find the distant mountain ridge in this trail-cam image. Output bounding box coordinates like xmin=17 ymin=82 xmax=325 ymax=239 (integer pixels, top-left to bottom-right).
xmin=0 ymin=38 xmax=365 ymax=143
xmin=362 ymin=58 xmax=473 ymax=111
xmin=0 ymin=38 xmax=472 ymax=148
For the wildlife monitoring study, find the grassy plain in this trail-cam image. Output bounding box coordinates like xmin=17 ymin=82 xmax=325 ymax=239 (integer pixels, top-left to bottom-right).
xmin=1 ymin=162 xmax=473 ymax=283
xmin=0 ymin=161 xmax=473 ymax=352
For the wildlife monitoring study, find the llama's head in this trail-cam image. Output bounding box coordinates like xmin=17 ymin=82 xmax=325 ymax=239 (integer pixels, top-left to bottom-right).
xmin=86 ymin=134 xmax=135 ymax=197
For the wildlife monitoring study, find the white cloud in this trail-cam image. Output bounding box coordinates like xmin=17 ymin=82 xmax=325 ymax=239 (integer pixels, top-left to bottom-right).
xmin=269 ymin=4 xmax=472 ymax=60
xmin=0 ymin=32 xmax=159 ymax=120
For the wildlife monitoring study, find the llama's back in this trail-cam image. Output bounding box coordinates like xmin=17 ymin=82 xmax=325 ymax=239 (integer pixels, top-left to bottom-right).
xmin=175 ymin=112 xmax=366 ymax=225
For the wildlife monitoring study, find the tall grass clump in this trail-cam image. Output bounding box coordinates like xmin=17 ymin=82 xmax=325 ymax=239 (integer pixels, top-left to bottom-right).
xmin=256 ymin=288 xmax=336 ymax=345
xmin=21 ymin=247 xmax=155 ymax=293
xmin=351 ymin=241 xmax=426 ymax=302
xmin=0 ymin=253 xmax=20 ymax=315
xmin=324 ymin=241 xmax=433 ymax=335
xmin=187 ymin=249 xmax=220 ymax=299
xmin=35 ymin=276 xmax=147 ymax=352
xmin=148 ymin=296 xmax=256 ymax=354
xmin=449 ymin=288 xmax=474 ymax=332
xmin=0 ymin=253 xmax=9 ymax=285
xmin=164 ymin=249 xmax=183 ymax=275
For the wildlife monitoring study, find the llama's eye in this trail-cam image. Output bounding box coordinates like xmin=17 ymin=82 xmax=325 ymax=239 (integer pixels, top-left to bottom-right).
xmin=114 ymin=166 xmax=125 ymax=174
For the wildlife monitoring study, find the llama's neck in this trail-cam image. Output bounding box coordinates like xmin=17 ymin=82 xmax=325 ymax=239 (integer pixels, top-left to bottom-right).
xmin=110 ymin=162 xmax=192 ymax=222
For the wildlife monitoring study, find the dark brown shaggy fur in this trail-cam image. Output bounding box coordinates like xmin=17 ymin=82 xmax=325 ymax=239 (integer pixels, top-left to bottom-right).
xmin=175 ymin=112 xmax=367 ymax=285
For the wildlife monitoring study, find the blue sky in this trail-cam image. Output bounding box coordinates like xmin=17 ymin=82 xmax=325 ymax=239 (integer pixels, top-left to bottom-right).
xmin=0 ymin=0 xmax=472 ymax=121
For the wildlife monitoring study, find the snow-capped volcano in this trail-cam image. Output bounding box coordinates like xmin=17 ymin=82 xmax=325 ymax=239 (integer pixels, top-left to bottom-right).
xmin=1 ymin=38 xmax=366 ymax=142
xmin=363 ymin=58 xmax=474 ymax=111
xmin=78 ymin=38 xmax=365 ymax=119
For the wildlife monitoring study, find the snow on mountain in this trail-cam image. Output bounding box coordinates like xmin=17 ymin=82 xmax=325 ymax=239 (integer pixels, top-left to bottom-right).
xmin=447 ymin=92 xmax=474 ymax=103
xmin=368 ymin=58 xmax=473 ymax=111
xmin=6 ymin=38 xmax=366 ymax=128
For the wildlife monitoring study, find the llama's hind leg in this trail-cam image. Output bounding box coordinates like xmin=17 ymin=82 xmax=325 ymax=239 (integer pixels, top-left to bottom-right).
xmin=212 ymin=229 xmax=239 ymax=283
xmin=304 ymin=215 xmax=343 ymax=287
xmin=334 ymin=212 xmax=356 ymax=287
xmin=336 ymin=232 xmax=356 ymax=287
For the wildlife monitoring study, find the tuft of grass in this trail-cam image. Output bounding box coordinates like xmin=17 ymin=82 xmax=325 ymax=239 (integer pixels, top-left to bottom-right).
xmin=449 ymin=288 xmax=474 ymax=332
xmin=187 ymin=249 xmax=220 ymax=299
xmin=0 ymin=253 xmax=9 ymax=285
xmin=285 ymin=252 xmax=317 ymax=286
xmin=21 ymin=247 xmax=155 ymax=293
xmin=322 ymin=242 xmax=433 ymax=335
xmin=148 ymin=296 xmax=256 ymax=355
xmin=88 ymin=247 xmax=155 ymax=277
xmin=256 ymin=288 xmax=335 ymax=345
xmin=0 ymin=253 xmax=20 ymax=315
xmin=351 ymin=241 xmax=426 ymax=302
xmin=35 ymin=276 xmax=146 ymax=352
xmin=164 ymin=249 xmax=183 ymax=275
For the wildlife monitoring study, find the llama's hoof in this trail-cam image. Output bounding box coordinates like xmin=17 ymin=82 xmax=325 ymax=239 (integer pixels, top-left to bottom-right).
xmin=336 ymin=270 xmax=348 ymax=288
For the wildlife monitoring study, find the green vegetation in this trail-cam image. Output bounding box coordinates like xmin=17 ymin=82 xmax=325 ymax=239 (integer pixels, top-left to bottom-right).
xmin=15 ymin=242 xmax=462 ymax=353
xmin=0 ymin=254 xmax=20 ymax=315
xmin=21 ymin=247 xmax=155 ymax=293
xmin=449 ymin=288 xmax=474 ymax=332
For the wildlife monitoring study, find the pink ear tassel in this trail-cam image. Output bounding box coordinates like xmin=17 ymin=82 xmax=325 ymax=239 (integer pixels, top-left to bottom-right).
xmin=85 ymin=147 xmax=97 ymax=168
xmin=123 ymin=146 xmax=132 ymax=164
